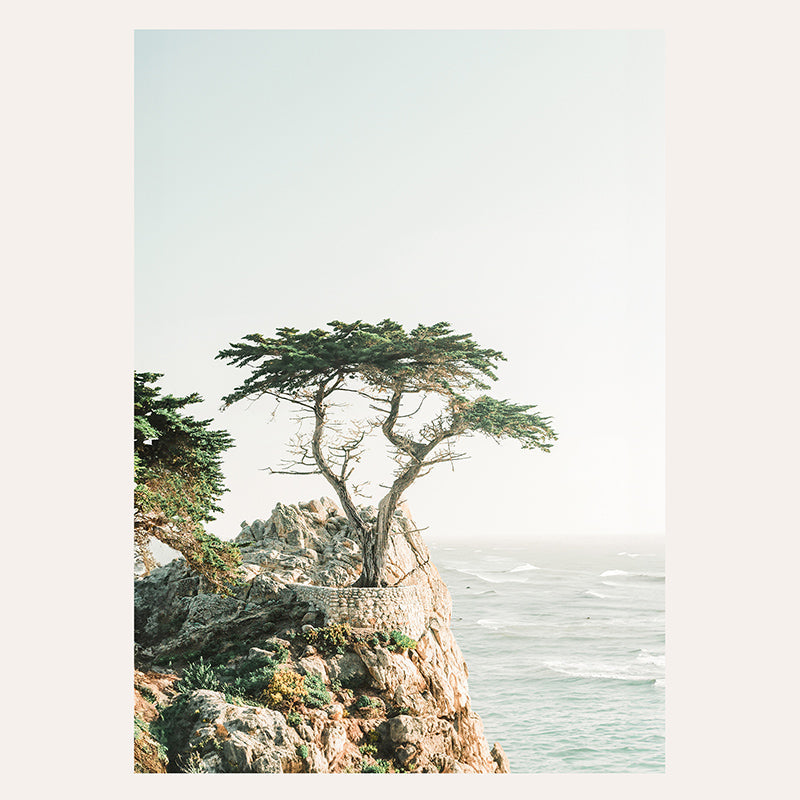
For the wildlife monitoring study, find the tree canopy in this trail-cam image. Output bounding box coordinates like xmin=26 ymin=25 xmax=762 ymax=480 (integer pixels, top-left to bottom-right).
xmin=217 ymin=320 xmax=557 ymax=586
xmin=134 ymin=372 xmax=241 ymax=591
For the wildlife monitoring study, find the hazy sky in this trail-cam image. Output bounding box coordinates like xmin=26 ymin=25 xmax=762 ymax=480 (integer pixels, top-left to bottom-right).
xmin=135 ymin=30 xmax=664 ymax=541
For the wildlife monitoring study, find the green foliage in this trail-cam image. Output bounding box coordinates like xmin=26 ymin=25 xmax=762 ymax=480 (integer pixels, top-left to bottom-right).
xmin=134 ymin=715 xmax=149 ymax=740
xmin=177 ymin=657 xmax=221 ymax=692
xmin=386 ymin=630 xmax=417 ymax=652
xmin=134 ymin=372 xmax=242 ymax=591
xmin=359 ymin=743 xmax=378 ymax=756
xmin=227 ymin=664 xmax=276 ymax=700
xmin=303 ymin=674 xmax=332 ymax=709
xmin=454 ymin=394 xmax=557 ymax=451
xmin=135 ymin=372 xmax=233 ymax=523
xmin=264 ymin=642 xmax=289 ymax=663
xmin=217 ymin=320 xmax=505 ymax=398
xmin=265 ymin=670 xmax=306 ymax=711
xmin=216 ymin=320 xmax=556 ymax=451
xmin=287 ymin=711 xmax=302 ymax=728
xmin=355 ymin=695 xmax=382 ymax=709
xmin=301 ymin=624 xmax=352 ymax=656
xmin=139 ymin=686 xmax=158 ymax=704
xmin=361 ymin=758 xmax=391 ymax=773
xmin=223 ymin=692 xmax=250 ymax=707
xmin=297 ymin=744 xmax=309 ymax=759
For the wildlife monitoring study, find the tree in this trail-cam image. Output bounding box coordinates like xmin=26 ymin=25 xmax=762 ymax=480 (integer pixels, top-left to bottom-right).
xmin=134 ymin=372 xmax=242 ymax=592
xmin=216 ymin=320 xmax=557 ymax=587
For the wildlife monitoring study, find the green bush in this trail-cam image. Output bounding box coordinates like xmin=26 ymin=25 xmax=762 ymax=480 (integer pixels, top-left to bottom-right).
xmin=266 ymin=643 xmax=289 ymax=663
xmin=298 ymin=744 xmax=309 ymax=759
xmin=265 ymin=670 xmax=305 ymax=711
xmin=387 ymin=630 xmax=417 ymax=652
xmin=303 ymin=674 xmax=332 ymax=709
xmin=355 ymin=695 xmax=382 ymax=709
xmin=228 ymin=664 xmax=276 ymax=700
xmin=178 ymin=657 xmax=221 ymax=692
xmin=361 ymin=758 xmax=391 ymax=773
xmin=302 ymin=624 xmax=352 ymax=655
xmin=286 ymin=711 xmax=302 ymax=728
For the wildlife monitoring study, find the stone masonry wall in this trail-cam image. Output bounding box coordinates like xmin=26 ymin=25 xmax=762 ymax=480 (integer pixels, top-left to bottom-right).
xmin=290 ymin=584 xmax=427 ymax=639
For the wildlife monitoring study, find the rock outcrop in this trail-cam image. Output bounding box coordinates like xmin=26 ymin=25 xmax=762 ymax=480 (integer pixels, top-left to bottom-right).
xmin=134 ymin=498 xmax=508 ymax=774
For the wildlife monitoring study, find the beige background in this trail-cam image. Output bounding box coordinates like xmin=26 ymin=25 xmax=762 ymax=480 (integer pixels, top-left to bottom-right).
xmin=3 ymin=1 xmax=797 ymax=798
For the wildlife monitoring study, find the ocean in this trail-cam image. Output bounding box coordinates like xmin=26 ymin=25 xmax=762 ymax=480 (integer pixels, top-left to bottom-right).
xmin=427 ymin=534 xmax=665 ymax=773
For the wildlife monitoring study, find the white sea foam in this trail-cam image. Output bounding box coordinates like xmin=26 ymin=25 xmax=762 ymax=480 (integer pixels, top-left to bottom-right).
xmin=584 ymin=590 xmax=608 ymax=599
xmin=476 ymin=619 xmax=505 ymax=630
xmin=600 ymin=569 xmax=665 ymax=580
xmin=508 ymin=563 xmax=540 ymax=572
xmin=456 ymin=568 xmax=528 ymax=584
xmin=636 ymin=649 xmax=665 ymax=667
xmin=617 ymin=552 xmax=641 ymax=558
xmin=543 ymin=660 xmax=657 ymax=682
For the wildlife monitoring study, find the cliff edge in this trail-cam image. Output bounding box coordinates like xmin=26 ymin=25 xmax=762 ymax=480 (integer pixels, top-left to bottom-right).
xmin=134 ymin=498 xmax=509 ymax=774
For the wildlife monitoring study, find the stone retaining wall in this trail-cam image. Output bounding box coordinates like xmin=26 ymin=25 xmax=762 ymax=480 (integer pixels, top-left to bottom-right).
xmin=289 ymin=584 xmax=427 ymax=639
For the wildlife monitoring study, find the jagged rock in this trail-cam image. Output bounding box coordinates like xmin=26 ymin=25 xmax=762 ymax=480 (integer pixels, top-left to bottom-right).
xmin=134 ymin=498 xmax=509 ymax=774
xmin=491 ymin=741 xmax=511 ymax=772
xmin=357 ymin=645 xmax=427 ymax=695
xmin=328 ymin=651 xmax=371 ymax=688
xmin=298 ymin=655 xmax=329 ymax=683
xmin=173 ymin=690 xmax=304 ymax=773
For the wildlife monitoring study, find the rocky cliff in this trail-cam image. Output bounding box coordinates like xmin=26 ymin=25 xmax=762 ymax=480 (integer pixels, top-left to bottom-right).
xmin=134 ymin=498 xmax=509 ymax=774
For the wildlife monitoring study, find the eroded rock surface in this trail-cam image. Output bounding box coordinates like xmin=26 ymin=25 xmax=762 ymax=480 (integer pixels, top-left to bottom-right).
xmin=134 ymin=498 xmax=508 ymax=774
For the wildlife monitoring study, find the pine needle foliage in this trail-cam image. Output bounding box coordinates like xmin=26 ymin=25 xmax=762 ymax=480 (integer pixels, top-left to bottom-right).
xmin=134 ymin=372 xmax=242 ymax=591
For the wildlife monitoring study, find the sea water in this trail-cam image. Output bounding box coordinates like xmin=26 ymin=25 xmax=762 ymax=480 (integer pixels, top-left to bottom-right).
xmin=427 ymin=534 xmax=665 ymax=773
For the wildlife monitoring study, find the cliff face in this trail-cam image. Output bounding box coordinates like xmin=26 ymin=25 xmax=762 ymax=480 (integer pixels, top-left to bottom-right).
xmin=134 ymin=499 xmax=509 ymax=774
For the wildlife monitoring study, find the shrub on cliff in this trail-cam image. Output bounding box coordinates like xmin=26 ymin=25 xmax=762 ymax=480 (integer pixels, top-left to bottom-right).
xmin=134 ymin=372 xmax=242 ymax=592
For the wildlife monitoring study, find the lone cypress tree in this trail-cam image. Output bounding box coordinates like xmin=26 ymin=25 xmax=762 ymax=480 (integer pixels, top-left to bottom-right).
xmin=217 ymin=320 xmax=557 ymax=586
xmin=134 ymin=372 xmax=241 ymax=591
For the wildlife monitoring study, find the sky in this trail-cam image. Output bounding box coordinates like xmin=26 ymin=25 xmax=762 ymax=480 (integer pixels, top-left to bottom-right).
xmin=135 ymin=30 xmax=664 ymax=542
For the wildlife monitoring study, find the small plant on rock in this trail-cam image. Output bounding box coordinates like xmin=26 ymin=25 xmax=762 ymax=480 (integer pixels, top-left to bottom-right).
xmin=387 ymin=630 xmax=417 ymax=653
xmin=286 ymin=711 xmax=302 ymax=728
xmin=361 ymin=758 xmax=391 ymax=773
xmin=265 ymin=670 xmax=305 ymax=712
xmin=301 ymin=624 xmax=352 ymax=656
xmin=355 ymin=695 xmax=382 ymax=709
xmin=303 ymin=674 xmax=332 ymax=708
xmin=178 ymin=657 xmax=221 ymax=692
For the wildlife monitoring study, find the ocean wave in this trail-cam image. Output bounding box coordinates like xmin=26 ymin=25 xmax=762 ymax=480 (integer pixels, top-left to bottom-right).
xmin=636 ymin=649 xmax=665 ymax=667
xmin=476 ymin=619 xmax=506 ymax=630
xmin=600 ymin=569 xmax=665 ymax=581
xmin=508 ymin=563 xmax=540 ymax=572
xmin=543 ymin=660 xmax=660 ymax=683
xmin=617 ymin=552 xmax=641 ymax=558
xmin=455 ymin=568 xmax=528 ymax=584
xmin=583 ymin=590 xmax=609 ymax=599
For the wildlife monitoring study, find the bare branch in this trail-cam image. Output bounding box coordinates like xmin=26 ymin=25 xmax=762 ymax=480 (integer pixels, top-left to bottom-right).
xmin=261 ymin=467 xmax=322 ymax=476
xmin=397 ymin=396 xmax=427 ymax=419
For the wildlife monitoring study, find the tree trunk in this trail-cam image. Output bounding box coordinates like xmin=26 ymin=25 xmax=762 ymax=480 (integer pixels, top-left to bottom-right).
xmin=355 ymin=497 xmax=393 ymax=587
